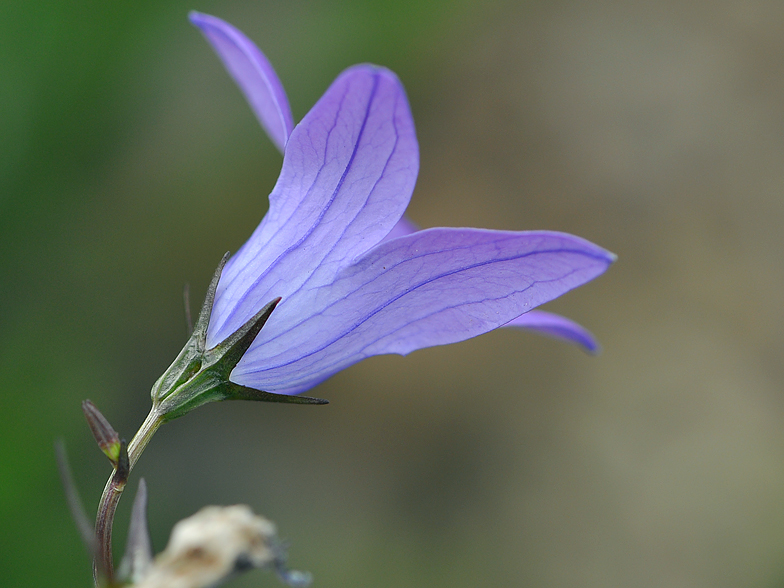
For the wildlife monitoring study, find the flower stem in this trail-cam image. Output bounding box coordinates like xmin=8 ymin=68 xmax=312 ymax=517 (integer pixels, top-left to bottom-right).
xmin=93 ymin=407 xmax=163 ymax=586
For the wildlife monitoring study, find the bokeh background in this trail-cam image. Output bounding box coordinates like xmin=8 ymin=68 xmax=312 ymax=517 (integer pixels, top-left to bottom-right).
xmin=3 ymin=0 xmax=784 ymax=586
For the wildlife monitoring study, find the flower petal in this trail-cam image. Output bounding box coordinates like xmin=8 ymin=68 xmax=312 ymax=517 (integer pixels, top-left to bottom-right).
xmin=207 ymin=64 xmax=419 ymax=346
xmin=503 ymin=310 xmax=600 ymax=354
xmin=190 ymin=11 xmax=294 ymax=153
xmin=379 ymin=221 xmax=598 ymax=352
xmin=232 ymin=228 xmax=615 ymax=392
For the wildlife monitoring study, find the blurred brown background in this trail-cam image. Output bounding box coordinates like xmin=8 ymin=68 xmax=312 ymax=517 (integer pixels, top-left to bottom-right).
xmin=3 ymin=1 xmax=784 ymax=586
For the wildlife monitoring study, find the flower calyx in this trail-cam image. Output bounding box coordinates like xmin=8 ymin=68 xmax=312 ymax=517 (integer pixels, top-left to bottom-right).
xmin=151 ymin=253 xmax=328 ymax=422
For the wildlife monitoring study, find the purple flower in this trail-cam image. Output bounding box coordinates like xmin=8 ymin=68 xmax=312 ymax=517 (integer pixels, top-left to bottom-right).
xmin=187 ymin=12 xmax=615 ymax=398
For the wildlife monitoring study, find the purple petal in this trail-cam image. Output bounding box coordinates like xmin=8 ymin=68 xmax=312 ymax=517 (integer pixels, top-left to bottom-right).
xmin=190 ymin=11 xmax=294 ymax=153
xmin=207 ymin=64 xmax=419 ymax=347
xmin=231 ymin=228 xmax=615 ymax=392
xmin=503 ymin=310 xmax=600 ymax=354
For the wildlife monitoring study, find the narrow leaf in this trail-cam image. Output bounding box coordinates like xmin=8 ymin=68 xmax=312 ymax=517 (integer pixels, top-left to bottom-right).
xmin=54 ymin=440 xmax=96 ymax=555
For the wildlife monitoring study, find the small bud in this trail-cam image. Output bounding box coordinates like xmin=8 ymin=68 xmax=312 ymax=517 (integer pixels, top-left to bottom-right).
xmin=82 ymin=400 xmax=122 ymax=466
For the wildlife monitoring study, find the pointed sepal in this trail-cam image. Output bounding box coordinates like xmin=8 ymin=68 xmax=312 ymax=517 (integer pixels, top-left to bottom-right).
xmin=191 ymin=252 xmax=230 ymax=352
xmin=150 ymin=254 xmax=230 ymax=407
xmin=227 ymin=382 xmax=328 ymax=405
xmin=208 ymin=297 xmax=281 ymax=375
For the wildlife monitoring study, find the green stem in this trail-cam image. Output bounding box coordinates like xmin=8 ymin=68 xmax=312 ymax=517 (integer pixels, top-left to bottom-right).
xmin=93 ymin=407 xmax=164 ymax=586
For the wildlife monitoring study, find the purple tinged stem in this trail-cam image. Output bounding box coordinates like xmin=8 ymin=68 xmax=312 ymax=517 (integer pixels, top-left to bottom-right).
xmin=93 ymin=409 xmax=163 ymax=585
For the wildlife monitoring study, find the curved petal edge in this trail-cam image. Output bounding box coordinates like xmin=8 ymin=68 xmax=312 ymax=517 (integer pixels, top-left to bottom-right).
xmin=503 ymin=310 xmax=601 ymax=354
xmin=190 ymin=11 xmax=294 ymax=153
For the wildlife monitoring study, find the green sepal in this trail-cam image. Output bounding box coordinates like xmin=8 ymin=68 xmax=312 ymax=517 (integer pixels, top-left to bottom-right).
xmin=190 ymin=252 xmax=230 ymax=353
xmin=150 ymin=254 xmax=229 ymax=404
xmin=227 ymin=383 xmax=328 ymax=405
xmin=156 ymin=370 xmax=227 ymax=421
xmin=150 ymin=254 xmax=327 ymax=421
xmin=208 ymin=296 xmax=282 ymax=375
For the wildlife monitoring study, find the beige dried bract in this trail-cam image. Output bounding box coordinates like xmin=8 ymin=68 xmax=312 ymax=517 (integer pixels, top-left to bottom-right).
xmin=135 ymin=505 xmax=278 ymax=588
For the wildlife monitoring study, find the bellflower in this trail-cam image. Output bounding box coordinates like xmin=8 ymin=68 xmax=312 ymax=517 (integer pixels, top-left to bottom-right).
xmin=153 ymin=13 xmax=615 ymax=417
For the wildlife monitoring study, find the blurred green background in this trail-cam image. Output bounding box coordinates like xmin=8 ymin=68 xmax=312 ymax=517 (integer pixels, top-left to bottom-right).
xmin=3 ymin=0 xmax=784 ymax=586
